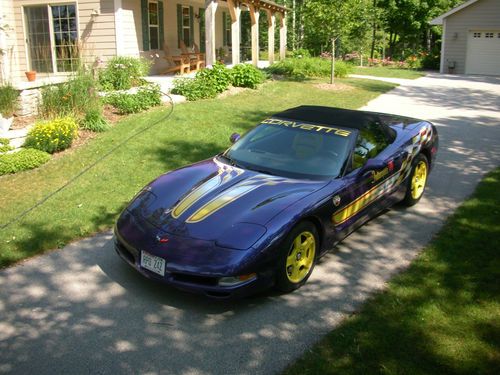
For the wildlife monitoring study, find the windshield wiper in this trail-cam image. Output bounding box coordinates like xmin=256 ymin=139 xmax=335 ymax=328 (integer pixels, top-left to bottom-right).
xmin=247 ymin=167 xmax=278 ymax=176
xmin=218 ymin=153 xmax=244 ymax=168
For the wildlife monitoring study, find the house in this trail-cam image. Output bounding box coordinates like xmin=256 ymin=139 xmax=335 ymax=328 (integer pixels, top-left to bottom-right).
xmin=0 ymin=0 xmax=287 ymax=85
xmin=430 ymin=0 xmax=500 ymax=76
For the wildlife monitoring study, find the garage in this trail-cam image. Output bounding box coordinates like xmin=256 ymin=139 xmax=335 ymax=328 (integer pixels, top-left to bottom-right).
xmin=430 ymin=0 xmax=500 ymax=76
xmin=466 ymin=31 xmax=500 ymax=75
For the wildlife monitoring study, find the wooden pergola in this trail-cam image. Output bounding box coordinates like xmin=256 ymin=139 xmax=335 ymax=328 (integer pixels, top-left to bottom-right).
xmin=204 ymin=0 xmax=288 ymax=66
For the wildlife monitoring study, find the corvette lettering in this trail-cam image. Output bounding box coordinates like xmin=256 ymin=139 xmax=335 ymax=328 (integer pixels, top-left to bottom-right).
xmin=261 ymin=118 xmax=351 ymax=137
xmin=372 ymin=167 xmax=389 ymax=182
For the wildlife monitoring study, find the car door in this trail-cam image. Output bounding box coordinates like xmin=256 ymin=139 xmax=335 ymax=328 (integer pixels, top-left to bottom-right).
xmin=331 ymin=125 xmax=399 ymax=240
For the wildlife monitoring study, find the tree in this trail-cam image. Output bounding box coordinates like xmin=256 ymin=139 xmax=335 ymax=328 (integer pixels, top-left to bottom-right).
xmin=377 ymin=0 xmax=463 ymax=58
xmin=304 ymin=0 xmax=368 ymax=83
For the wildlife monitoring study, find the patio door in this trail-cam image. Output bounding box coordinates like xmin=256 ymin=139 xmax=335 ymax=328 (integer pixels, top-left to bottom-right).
xmin=24 ymin=4 xmax=79 ymax=73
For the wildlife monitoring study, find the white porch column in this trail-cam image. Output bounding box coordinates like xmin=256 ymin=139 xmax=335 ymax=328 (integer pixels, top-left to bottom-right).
xmin=227 ymin=0 xmax=241 ymax=65
xmin=279 ymin=12 xmax=287 ymax=61
xmin=266 ymin=10 xmax=275 ymax=65
xmin=249 ymin=4 xmax=259 ymax=66
xmin=205 ymin=0 xmax=218 ymax=66
xmin=114 ymin=0 xmax=124 ymax=55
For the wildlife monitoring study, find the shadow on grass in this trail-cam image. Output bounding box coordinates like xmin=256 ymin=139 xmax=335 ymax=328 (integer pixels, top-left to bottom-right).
xmin=345 ymin=78 xmax=399 ymax=93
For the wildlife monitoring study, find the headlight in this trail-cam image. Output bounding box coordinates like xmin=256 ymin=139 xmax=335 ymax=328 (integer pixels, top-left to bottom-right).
xmin=215 ymin=223 xmax=267 ymax=250
xmin=218 ymin=273 xmax=257 ymax=287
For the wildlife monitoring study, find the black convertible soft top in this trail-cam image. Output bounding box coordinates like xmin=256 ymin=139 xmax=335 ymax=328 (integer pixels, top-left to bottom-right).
xmin=273 ymin=106 xmax=423 ymax=130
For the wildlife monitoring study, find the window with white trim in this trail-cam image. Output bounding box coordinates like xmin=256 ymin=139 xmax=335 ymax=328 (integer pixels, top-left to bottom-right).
xmin=485 ymin=32 xmax=493 ymax=38
xmin=182 ymin=6 xmax=190 ymax=46
xmin=224 ymin=13 xmax=231 ymax=46
xmin=473 ymin=32 xmax=481 ymax=38
xmin=24 ymin=4 xmax=79 ymax=73
xmin=149 ymin=1 xmax=159 ymax=50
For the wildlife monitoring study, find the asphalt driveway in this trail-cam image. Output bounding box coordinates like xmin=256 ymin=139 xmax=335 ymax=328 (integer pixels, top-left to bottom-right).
xmin=1 ymin=73 xmax=499 ymax=375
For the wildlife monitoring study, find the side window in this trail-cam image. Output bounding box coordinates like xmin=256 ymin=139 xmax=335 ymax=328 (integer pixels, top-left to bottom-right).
xmin=352 ymin=123 xmax=390 ymax=169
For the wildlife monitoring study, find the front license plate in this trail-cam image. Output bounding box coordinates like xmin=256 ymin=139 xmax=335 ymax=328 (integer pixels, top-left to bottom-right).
xmin=140 ymin=251 xmax=166 ymax=276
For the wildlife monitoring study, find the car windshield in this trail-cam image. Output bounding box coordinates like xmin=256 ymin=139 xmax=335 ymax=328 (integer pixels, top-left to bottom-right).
xmin=223 ymin=119 xmax=355 ymax=179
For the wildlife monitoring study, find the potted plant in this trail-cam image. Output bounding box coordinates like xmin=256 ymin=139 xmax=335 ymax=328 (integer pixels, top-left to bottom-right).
xmin=25 ymin=70 xmax=37 ymax=81
xmin=216 ymin=47 xmax=227 ymax=64
xmin=0 ymin=84 xmax=19 ymax=133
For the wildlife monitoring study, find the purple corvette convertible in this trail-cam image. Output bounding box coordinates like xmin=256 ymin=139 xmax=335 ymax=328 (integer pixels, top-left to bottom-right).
xmin=114 ymin=106 xmax=438 ymax=298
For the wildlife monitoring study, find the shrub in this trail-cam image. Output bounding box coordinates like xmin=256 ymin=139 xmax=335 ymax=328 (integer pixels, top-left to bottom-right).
xmin=0 ymin=84 xmax=19 ymax=117
xmin=25 ymin=117 xmax=78 ymax=154
xmin=196 ymin=63 xmax=232 ymax=93
xmin=104 ymin=84 xmax=162 ymax=114
xmin=0 ymin=148 xmax=51 ymax=176
xmin=81 ymin=108 xmax=110 ymax=132
xmin=421 ymin=52 xmax=440 ymax=70
xmin=290 ymin=48 xmax=311 ymax=59
xmin=231 ymin=64 xmax=265 ymax=89
xmin=39 ymin=69 xmax=100 ymax=121
xmin=267 ymin=57 xmax=353 ymax=80
xmin=171 ymin=77 xmax=218 ymax=101
xmin=136 ymin=84 xmax=162 ymax=108
xmin=333 ymin=61 xmax=352 ymax=78
xmin=99 ymin=56 xmax=151 ymax=90
xmin=0 ymin=138 xmax=13 ymax=153
xmin=171 ymin=63 xmax=232 ymax=100
xmin=405 ymin=55 xmax=422 ymax=70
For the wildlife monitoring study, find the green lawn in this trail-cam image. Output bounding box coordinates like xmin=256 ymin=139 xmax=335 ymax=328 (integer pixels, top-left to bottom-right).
xmin=352 ymin=66 xmax=426 ymax=79
xmin=0 ymin=78 xmax=396 ymax=268
xmin=284 ymin=168 xmax=500 ymax=375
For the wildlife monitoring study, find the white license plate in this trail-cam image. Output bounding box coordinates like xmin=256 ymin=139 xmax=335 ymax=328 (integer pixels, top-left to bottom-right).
xmin=140 ymin=251 xmax=166 ymax=276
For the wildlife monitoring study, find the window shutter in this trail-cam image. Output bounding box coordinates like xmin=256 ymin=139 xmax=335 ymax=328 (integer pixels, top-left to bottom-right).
xmin=141 ymin=0 xmax=150 ymax=51
xmin=158 ymin=1 xmax=164 ymax=50
xmin=177 ymin=4 xmax=182 ymax=48
xmin=189 ymin=6 xmax=194 ymax=47
xmin=199 ymin=8 xmax=205 ymax=53
xmin=222 ymin=12 xmax=227 ymax=46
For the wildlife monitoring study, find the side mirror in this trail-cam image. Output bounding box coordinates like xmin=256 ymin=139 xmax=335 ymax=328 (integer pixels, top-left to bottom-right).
xmin=357 ymin=159 xmax=386 ymax=180
xmin=229 ymin=133 xmax=241 ymax=144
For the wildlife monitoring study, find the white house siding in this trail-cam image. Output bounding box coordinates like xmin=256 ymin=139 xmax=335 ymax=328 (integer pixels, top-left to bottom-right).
xmin=0 ymin=0 xmax=20 ymax=83
xmin=442 ymin=0 xmax=500 ymax=74
xmin=78 ymin=0 xmax=117 ymax=62
xmin=120 ymin=0 xmax=141 ymax=56
xmin=5 ymin=0 xmax=234 ymax=81
xmin=7 ymin=0 xmax=116 ymax=83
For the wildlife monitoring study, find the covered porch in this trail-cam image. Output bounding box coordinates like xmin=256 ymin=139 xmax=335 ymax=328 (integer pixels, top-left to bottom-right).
xmin=203 ymin=0 xmax=288 ymax=67
xmin=131 ymin=0 xmax=288 ymax=75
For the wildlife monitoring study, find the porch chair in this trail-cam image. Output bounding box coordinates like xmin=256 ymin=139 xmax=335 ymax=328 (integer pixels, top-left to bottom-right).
xmin=179 ymin=41 xmax=205 ymax=71
xmin=161 ymin=44 xmax=190 ymax=75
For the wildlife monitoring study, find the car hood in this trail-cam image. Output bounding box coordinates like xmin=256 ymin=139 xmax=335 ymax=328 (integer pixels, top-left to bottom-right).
xmin=126 ymin=158 xmax=328 ymax=242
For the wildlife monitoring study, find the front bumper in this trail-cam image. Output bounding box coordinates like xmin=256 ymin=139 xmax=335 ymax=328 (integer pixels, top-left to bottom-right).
xmin=113 ymin=227 xmax=274 ymax=299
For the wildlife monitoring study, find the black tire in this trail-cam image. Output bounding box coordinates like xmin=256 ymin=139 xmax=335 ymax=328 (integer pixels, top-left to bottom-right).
xmin=275 ymin=221 xmax=319 ymax=293
xmin=402 ymin=153 xmax=429 ymax=207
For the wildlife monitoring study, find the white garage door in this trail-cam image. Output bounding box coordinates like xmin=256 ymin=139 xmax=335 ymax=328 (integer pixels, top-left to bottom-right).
xmin=465 ymin=31 xmax=500 ymax=75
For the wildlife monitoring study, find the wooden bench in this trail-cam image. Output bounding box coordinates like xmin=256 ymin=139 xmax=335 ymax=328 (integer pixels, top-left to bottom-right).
xmin=180 ymin=41 xmax=205 ymax=72
xmin=161 ymin=44 xmax=190 ymax=75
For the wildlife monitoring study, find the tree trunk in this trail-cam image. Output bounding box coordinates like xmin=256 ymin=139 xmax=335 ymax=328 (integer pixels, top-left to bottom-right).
xmin=330 ymin=37 xmax=335 ymax=85
xmin=370 ymin=0 xmax=377 ymax=59
xmin=292 ymin=0 xmax=296 ymax=50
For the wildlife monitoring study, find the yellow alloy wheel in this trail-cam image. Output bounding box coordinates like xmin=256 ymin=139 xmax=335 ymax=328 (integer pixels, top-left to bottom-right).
xmin=411 ymin=160 xmax=428 ymax=199
xmin=286 ymin=231 xmax=316 ymax=283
